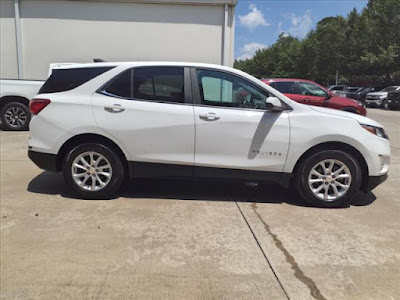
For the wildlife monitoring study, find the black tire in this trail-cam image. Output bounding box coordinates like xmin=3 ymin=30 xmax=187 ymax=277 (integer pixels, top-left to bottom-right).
xmin=63 ymin=143 xmax=125 ymax=199
xmin=295 ymin=150 xmax=362 ymax=208
xmin=341 ymin=107 xmax=358 ymax=114
xmin=381 ymin=99 xmax=388 ymax=110
xmin=0 ymin=102 xmax=31 ymax=131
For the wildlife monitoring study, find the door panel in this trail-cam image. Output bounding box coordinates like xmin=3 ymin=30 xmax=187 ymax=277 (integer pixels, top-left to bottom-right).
xmin=193 ymin=68 xmax=290 ymax=175
xmin=92 ymin=94 xmax=195 ymax=166
xmin=194 ymin=106 xmax=290 ymax=173
xmin=91 ymin=67 xmax=195 ymax=169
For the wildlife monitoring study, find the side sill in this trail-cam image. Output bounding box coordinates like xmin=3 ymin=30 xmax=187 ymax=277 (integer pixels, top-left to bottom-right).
xmin=130 ymin=161 xmax=282 ymax=184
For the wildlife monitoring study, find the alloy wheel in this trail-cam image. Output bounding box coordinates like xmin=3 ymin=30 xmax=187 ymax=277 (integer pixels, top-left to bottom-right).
xmin=4 ymin=106 xmax=27 ymax=128
xmin=308 ymin=159 xmax=352 ymax=201
xmin=71 ymin=151 xmax=112 ymax=191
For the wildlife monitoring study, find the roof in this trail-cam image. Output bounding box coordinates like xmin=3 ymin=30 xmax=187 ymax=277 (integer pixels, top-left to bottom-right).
xmin=261 ymin=78 xmax=318 ymax=84
xmin=52 ymin=61 xmax=236 ymax=70
xmin=83 ymin=0 xmax=237 ymax=6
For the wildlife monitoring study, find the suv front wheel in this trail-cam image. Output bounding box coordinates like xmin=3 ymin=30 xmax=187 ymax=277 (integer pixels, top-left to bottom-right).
xmin=63 ymin=143 xmax=125 ymax=199
xmin=295 ymin=150 xmax=362 ymax=207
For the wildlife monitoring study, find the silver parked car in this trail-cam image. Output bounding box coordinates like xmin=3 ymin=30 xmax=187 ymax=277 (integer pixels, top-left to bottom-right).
xmin=365 ymin=86 xmax=400 ymax=109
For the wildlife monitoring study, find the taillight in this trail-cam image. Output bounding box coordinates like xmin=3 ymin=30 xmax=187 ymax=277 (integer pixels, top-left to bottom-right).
xmin=30 ymin=98 xmax=51 ymax=115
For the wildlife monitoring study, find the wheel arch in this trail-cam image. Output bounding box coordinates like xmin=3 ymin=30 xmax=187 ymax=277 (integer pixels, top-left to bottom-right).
xmin=56 ymin=133 xmax=130 ymax=176
xmin=292 ymin=141 xmax=369 ymax=191
xmin=0 ymin=96 xmax=30 ymax=111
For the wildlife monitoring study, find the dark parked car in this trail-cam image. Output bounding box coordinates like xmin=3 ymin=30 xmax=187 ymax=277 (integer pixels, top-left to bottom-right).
xmin=338 ymin=87 xmax=363 ymax=99
xmin=354 ymin=87 xmax=375 ymax=102
xmin=387 ymin=90 xmax=400 ymax=110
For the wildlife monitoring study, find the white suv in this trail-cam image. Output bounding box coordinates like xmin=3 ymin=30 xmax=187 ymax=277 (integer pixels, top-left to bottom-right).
xmin=28 ymin=62 xmax=390 ymax=207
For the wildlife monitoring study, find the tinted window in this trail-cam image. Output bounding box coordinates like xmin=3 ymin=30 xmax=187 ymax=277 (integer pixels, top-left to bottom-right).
xmin=39 ymin=67 xmax=114 ymax=94
xmin=381 ymin=86 xmax=400 ymax=92
xmin=298 ymin=82 xmax=328 ymax=97
xmin=197 ymin=69 xmax=270 ymax=110
xmin=102 ymin=67 xmax=185 ymax=103
xmin=133 ymin=67 xmax=184 ymax=103
xmin=271 ymin=81 xmax=296 ymax=94
xmin=104 ymin=69 xmax=132 ymax=98
xmin=345 ymin=87 xmax=361 ymax=92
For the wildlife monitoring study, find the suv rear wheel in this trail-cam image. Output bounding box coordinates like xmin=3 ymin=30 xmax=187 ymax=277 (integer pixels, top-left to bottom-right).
xmin=63 ymin=143 xmax=125 ymax=199
xmin=295 ymin=150 xmax=362 ymax=207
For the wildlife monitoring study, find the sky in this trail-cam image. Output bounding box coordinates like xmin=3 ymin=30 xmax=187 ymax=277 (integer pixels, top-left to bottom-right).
xmin=235 ymin=0 xmax=368 ymax=60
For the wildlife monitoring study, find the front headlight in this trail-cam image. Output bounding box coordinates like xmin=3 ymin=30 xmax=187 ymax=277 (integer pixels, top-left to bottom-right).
xmin=361 ymin=124 xmax=389 ymax=139
xmin=357 ymin=102 xmax=365 ymax=107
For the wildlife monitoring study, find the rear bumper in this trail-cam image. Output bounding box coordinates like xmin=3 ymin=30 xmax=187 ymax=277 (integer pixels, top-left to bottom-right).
xmin=28 ymin=149 xmax=59 ymax=172
xmin=363 ymin=173 xmax=388 ymax=192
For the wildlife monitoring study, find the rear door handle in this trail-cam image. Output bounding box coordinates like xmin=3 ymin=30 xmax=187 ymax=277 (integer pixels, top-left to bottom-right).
xmin=303 ymin=98 xmax=310 ymax=102
xmin=199 ymin=112 xmax=220 ymax=121
xmin=104 ymin=104 xmax=125 ymax=113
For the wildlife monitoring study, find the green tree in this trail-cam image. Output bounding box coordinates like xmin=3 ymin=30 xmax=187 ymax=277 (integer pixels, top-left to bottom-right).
xmin=234 ymin=0 xmax=400 ymax=86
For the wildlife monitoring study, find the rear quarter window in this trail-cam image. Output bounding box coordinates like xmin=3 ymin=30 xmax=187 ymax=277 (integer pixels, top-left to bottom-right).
xmin=39 ymin=67 xmax=114 ymax=94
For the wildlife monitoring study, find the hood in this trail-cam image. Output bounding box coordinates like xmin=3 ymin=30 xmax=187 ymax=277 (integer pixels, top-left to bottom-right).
xmin=308 ymin=106 xmax=383 ymax=128
xmin=367 ymin=91 xmax=387 ymax=97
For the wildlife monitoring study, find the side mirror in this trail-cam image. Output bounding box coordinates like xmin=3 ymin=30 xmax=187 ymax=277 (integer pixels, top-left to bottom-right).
xmin=326 ymin=91 xmax=333 ymax=99
xmin=265 ymin=97 xmax=286 ymax=111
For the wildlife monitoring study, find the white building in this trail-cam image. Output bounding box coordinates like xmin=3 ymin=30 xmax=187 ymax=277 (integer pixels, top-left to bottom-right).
xmin=0 ymin=0 xmax=237 ymax=80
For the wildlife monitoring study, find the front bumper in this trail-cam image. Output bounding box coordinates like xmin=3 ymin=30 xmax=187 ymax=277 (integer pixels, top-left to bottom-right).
xmin=363 ymin=173 xmax=388 ymax=192
xmin=28 ymin=149 xmax=59 ymax=173
xmin=365 ymin=99 xmax=382 ymax=106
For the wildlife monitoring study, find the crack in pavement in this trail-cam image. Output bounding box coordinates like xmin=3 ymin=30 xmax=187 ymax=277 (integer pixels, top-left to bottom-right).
xmin=251 ymin=203 xmax=327 ymax=300
xmin=234 ymin=200 xmax=290 ymax=300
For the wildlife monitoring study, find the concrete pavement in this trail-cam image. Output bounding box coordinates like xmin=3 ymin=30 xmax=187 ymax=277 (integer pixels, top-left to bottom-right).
xmin=1 ymin=109 xmax=399 ymax=299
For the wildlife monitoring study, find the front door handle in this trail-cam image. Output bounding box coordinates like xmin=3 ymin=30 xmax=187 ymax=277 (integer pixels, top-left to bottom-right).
xmin=104 ymin=104 xmax=125 ymax=113
xmin=199 ymin=112 xmax=220 ymax=121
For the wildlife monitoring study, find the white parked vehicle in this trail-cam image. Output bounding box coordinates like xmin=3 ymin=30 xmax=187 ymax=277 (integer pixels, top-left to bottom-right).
xmin=0 ymin=63 xmax=77 ymax=131
xmin=28 ymin=62 xmax=390 ymax=207
xmin=0 ymin=79 xmax=44 ymax=130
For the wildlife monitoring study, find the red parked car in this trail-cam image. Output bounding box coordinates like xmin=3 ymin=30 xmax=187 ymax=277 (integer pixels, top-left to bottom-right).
xmin=261 ymin=78 xmax=367 ymax=116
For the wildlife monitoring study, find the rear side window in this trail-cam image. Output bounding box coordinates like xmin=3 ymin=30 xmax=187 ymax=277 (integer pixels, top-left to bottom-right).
xmin=39 ymin=67 xmax=114 ymax=94
xmin=104 ymin=69 xmax=132 ymax=98
xmin=271 ymin=82 xmax=296 ymax=94
xmin=103 ymin=67 xmax=185 ymax=103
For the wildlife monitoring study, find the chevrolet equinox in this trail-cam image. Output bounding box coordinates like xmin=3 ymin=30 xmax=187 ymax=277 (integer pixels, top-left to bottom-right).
xmin=28 ymin=62 xmax=390 ymax=207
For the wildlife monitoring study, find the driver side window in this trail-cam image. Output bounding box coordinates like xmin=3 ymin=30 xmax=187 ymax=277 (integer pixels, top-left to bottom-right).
xmin=298 ymin=82 xmax=328 ymax=98
xmin=196 ymin=69 xmax=270 ymax=110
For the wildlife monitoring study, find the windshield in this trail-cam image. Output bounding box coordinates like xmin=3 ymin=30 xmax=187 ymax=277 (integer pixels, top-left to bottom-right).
xmin=344 ymin=87 xmax=361 ymax=92
xmin=360 ymin=87 xmax=373 ymax=92
xmin=381 ymin=86 xmax=400 ymax=92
